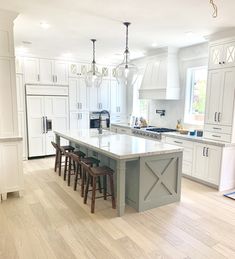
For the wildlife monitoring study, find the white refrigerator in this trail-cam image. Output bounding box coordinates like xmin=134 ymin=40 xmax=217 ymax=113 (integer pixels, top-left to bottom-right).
xmin=26 ymin=85 xmax=69 ymax=158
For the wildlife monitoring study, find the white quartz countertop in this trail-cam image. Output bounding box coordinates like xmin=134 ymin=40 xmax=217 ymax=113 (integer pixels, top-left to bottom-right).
xmin=54 ymin=129 xmax=183 ymax=160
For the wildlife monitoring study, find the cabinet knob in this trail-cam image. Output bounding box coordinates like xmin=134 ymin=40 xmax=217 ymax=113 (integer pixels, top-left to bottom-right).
xmin=222 ymin=61 xmax=225 ymax=64
xmin=219 ymin=62 xmax=222 ymax=65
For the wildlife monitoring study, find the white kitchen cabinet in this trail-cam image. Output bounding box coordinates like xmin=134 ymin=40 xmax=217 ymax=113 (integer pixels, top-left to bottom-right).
xmin=69 ymin=63 xmax=88 ymax=77
xmin=70 ymin=111 xmax=89 ymax=130
xmin=192 ymin=143 xmax=221 ymax=185
xmin=24 ymin=57 xmax=40 ymax=84
xmin=24 ymin=58 xmax=68 ymax=85
xmin=39 ymin=59 xmax=54 ymax=84
xmin=98 ymin=79 xmax=110 ymax=110
xmin=110 ymin=79 xmax=126 ymax=114
xmin=54 ymin=60 xmax=68 ymax=85
xmin=69 ymin=78 xmax=87 ymax=111
xmin=88 ymin=86 xmax=99 ymax=111
xmin=15 ymin=57 xmax=24 ymax=74
xmin=208 ymin=41 xmax=235 ymax=69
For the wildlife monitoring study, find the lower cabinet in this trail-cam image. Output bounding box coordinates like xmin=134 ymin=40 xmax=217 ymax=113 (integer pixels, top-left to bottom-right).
xmin=70 ymin=112 xmax=89 ymax=130
xmin=192 ymin=143 xmax=221 ymax=185
xmin=111 ymin=125 xmax=132 ymax=135
xmin=0 ymin=140 xmax=24 ymax=201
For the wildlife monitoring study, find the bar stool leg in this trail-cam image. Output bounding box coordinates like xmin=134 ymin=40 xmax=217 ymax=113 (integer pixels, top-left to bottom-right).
xmin=68 ymin=156 xmax=72 ymax=186
xmin=109 ymin=174 xmax=116 ymax=209
xmin=58 ymin=153 xmax=62 ymax=176
xmin=54 ymin=150 xmax=58 ymax=172
xmin=103 ymin=175 xmax=107 ymax=200
xmin=74 ymin=162 xmax=79 ymax=191
xmin=64 ymin=155 xmax=68 ymax=181
xmin=84 ymin=174 xmax=90 ymax=204
xmin=98 ymin=177 xmax=102 ymax=193
xmin=91 ymin=176 xmax=96 ymax=213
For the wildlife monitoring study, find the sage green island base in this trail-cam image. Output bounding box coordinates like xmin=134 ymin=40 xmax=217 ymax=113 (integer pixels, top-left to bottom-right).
xmin=55 ymin=129 xmax=183 ymax=216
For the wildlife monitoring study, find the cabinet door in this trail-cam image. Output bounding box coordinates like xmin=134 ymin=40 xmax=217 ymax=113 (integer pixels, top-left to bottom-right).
xmin=192 ymin=143 xmax=207 ymax=181
xmin=24 ymin=58 xmax=40 ymax=84
xmin=208 ymin=45 xmax=224 ymax=69
xmin=70 ymin=112 xmax=79 ymax=130
xmin=26 ymin=96 xmax=45 ymax=157
xmin=223 ymin=42 xmax=235 ymax=67
xmin=18 ymin=111 xmax=27 ymax=160
xmin=69 ymin=63 xmax=80 ymax=77
xmin=98 ymin=79 xmax=110 ymax=110
xmin=219 ymin=67 xmax=235 ymax=126
xmin=69 ymin=78 xmax=78 ymax=111
xmin=54 ymin=61 xmax=68 ymax=85
xmin=206 ymin=145 xmax=221 ymax=185
xmin=78 ymin=78 xmax=87 ymax=110
xmin=78 ymin=112 xmax=89 ymax=129
xmin=88 ymin=86 xmax=98 ymax=111
xmin=204 ymin=70 xmax=222 ymax=124
xmin=15 ymin=57 xmax=24 ymax=74
xmin=39 ymin=59 xmax=54 ymax=84
xmin=110 ymin=79 xmax=118 ymax=113
xmin=117 ymin=82 xmax=126 ymax=114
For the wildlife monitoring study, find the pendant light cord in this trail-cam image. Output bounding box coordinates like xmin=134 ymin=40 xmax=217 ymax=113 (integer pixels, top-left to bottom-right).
xmin=123 ymin=22 xmax=131 ymax=68
xmin=91 ymin=39 xmax=96 ymax=64
xmin=210 ymin=0 xmax=218 ymax=18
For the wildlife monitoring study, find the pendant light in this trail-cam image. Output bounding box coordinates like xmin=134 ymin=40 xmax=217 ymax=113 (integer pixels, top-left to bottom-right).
xmin=85 ymin=39 xmax=102 ymax=87
xmin=209 ymin=0 xmax=218 ymax=18
xmin=115 ymin=22 xmax=138 ymax=87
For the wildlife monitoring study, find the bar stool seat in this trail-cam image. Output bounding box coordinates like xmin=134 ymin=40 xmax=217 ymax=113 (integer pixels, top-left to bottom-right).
xmin=74 ymin=150 xmax=86 ymax=158
xmin=62 ymin=145 xmax=75 ymax=152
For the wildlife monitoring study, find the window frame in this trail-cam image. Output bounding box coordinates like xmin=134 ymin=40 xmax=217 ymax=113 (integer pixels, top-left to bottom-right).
xmin=184 ymin=66 xmax=208 ymax=126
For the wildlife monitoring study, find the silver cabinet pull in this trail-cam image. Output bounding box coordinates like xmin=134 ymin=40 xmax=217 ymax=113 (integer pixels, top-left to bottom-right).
xmin=214 ymin=112 xmax=217 ymax=122
xmin=174 ymin=141 xmax=183 ymax=144
xmin=203 ymin=147 xmax=206 ymax=156
xmin=212 ymin=134 xmax=221 ymax=138
xmin=80 ymin=103 xmax=82 ymax=109
xmin=206 ymin=148 xmax=209 ymax=157
xmin=218 ymin=112 xmax=221 ymax=122
xmin=213 ymin=127 xmax=222 ymax=130
xmin=38 ymin=74 xmax=40 ymax=82
xmin=42 ymin=116 xmax=45 ymax=133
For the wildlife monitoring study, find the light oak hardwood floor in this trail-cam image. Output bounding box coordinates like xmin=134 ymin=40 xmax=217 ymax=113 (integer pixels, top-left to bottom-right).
xmin=0 ymin=157 xmax=235 ymax=259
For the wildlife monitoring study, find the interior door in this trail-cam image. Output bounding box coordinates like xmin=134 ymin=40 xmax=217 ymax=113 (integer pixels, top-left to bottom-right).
xmin=44 ymin=96 xmax=69 ymax=155
xmin=27 ymin=96 xmax=45 ymax=157
xmin=219 ymin=67 xmax=235 ymax=126
xmin=204 ymin=70 xmax=222 ymax=125
xmin=39 ymin=59 xmax=54 ymax=84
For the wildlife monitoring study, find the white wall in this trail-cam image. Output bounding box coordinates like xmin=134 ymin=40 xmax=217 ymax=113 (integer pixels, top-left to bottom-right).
xmin=148 ymin=43 xmax=209 ymax=129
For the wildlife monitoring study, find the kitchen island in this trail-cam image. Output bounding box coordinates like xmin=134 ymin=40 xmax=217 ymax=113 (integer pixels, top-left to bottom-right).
xmin=54 ymin=129 xmax=183 ymax=216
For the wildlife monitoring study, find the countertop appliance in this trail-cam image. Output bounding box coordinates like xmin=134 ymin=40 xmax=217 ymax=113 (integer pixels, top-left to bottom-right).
xmin=132 ymin=127 xmax=177 ymax=140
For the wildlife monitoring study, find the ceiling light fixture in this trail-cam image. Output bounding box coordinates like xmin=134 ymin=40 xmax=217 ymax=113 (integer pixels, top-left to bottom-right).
xmin=85 ymin=39 xmax=102 ymax=88
xmin=40 ymin=22 xmax=50 ymax=29
xmin=115 ymin=22 xmax=138 ymax=87
xmin=209 ymin=0 xmax=218 ymax=18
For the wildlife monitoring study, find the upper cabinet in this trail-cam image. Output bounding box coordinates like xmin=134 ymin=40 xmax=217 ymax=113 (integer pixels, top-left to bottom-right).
xmin=24 ymin=58 xmax=68 ymax=85
xmin=208 ymin=41 xmax=235 ymax=69
xmin=204 ymin=38 xmax=235 ymax=143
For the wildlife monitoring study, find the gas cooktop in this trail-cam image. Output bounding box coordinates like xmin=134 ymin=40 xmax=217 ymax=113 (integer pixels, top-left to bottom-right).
xmin=146 ymin=128 xmax=177 ymax=133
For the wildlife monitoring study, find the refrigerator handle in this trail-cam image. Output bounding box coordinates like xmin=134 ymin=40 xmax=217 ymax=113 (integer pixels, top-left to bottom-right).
xmin=45 ymin=116 xmax=48 ymax=133
xmin=42 ymin=116 xmax=45 ymax=133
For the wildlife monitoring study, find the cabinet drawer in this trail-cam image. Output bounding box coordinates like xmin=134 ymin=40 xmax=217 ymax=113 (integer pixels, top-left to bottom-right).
xmin=204 ymin=131 xmax=231 ymax=143
xmin=182 ymin=161 xmax=192 ymax=176
xmin=204 ymin=124 xmax=232 ymax=134
xmin=183 ymin=148 xmax=193 ymax=162
xmin=165 ymin=137 xmax=194 ymax=149
xmin=116 ymin=127 xmax=131 ymax=134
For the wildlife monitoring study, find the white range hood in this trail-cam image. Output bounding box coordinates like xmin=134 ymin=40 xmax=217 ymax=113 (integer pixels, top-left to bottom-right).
xmin=139 ymin=47 xmax=180 ymax=100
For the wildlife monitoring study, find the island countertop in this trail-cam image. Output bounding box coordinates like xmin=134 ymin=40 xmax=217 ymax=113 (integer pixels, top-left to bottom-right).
xmin=54 ymin=129 xmax=183 ymax=160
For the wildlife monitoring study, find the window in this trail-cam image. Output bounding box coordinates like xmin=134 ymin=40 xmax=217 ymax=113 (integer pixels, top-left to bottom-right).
xmin=184 ymin=66 xmax=207 ymax=125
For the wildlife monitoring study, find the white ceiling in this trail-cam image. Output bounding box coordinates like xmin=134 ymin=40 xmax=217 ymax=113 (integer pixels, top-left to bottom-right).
xmin=1 ymin=0 xmax=235 ymax=63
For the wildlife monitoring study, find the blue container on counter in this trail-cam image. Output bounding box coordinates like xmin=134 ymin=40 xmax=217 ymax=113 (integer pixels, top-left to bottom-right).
xmin=189 ymin=130 xmax=196 ymax=136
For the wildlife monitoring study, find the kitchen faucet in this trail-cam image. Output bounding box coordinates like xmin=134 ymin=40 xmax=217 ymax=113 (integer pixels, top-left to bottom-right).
xmin=98 ymin=110 xmax=110 ymax=134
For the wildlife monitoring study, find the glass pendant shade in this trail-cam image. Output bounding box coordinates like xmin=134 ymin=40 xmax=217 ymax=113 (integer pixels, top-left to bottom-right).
xmin=85 ymin=39 xmax=102 ymax=87
xmin=115 ymin=22 xmax=138 ymax=87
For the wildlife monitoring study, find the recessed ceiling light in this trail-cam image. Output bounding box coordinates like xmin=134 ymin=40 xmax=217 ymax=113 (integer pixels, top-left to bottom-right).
xmin=40 ymin=22 xmax=50 ymax=29
xmin=151 ymin=43 xmax=158 ymax=47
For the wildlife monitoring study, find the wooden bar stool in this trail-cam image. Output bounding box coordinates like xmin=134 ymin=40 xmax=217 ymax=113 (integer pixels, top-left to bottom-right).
xmin=51 ymin=141 xmax=75 ymax=176
xmin=81 ymin=161 xmax=116 ymax=214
